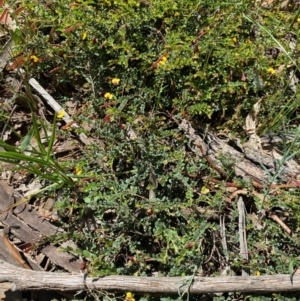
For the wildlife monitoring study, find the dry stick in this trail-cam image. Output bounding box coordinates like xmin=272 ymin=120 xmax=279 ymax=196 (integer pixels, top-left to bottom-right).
xmin=238 ymin=196 xmax=249 ymax=276
xmin=269 ymin=213 xmax=292 ymax=235
xmin=2 ymin=259 xmax=300 ymax=293
xmin=219 ymin=215 xmax=231 ymax=275
xmin=24 ymin=76 xmax=91 ymax=146
xmin=202 ymin=176 xmax=297 ymax=191
xmin=204 ymin=233 xmax=216 ymax=264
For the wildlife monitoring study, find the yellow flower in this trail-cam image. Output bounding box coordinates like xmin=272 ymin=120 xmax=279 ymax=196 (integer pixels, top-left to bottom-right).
xmin=30 ymin=55 xmax=39 ymax=63
xmin=255 ymin=271 xmax=260 ymax=276
xmin=158 ymin=56 xmax=168 ymax=66
xmin=75 ymin=167 xmax=82 ymax=175
xmin=232 ymin=37 xmax=237 ymax=43
xmin=104 ymin=92 xmax=113 ymax=100
xmin=297 ymin=17 xmax=300 ymax=23
xmin=201 ymin=186 xmax=210 ymax=195
xmin=125 ymin=292 xmax=135 ymax=301
xmin=57 ymin=110 xmax=65 ymax=119
xmin=111 ymin=78 xmax=120 ymax=86
xmin=267 ymin=67 xmax=276 ymax=75
xmin=82 ymin=31 xmax=87 ymax=40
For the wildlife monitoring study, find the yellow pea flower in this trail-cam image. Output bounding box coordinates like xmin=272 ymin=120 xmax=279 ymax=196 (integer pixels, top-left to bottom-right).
xmin=201 ymin=186 xmax=210 ymax=195
xmin=82 ymin=32 xmax=87 ymax=40
xmin=104 ymin=92 xmax=113 ymax=100
xmin=75 ymin=167 xmax=82 ymax=175
xmin=30 ymin=55 xmax=39 ymax=63
xmin=125 ymin=292 xmax=135 ymax=301
xmin=111 ymin=78 xmax=120 ymax=86
xmin=267 ymin=67 xmax=276 ymax=75
xmin=57 ymin=110 xmax=65 ymax=119
xmin=158 ymin=56 xmax=168 ymax=67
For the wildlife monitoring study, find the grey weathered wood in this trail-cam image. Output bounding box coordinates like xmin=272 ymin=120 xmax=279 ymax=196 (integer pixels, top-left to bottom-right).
xmin=238 ymin=197 xmax=249 ymax=276
xmin=1 ymin=259 xmax=300 ymax=293
xmin=0 ymin=181 xmax=81 ymax=273
xmin=180 ymin=119 xmax=300 ymax=182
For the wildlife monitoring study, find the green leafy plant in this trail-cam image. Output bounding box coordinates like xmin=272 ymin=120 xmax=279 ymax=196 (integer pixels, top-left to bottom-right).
xmin=2 ymin=0 xmax=300 ymax=300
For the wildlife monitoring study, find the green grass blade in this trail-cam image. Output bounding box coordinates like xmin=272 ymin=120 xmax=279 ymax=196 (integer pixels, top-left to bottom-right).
xmin=31 ymin=112 xmax=47 ymax=156
xmin=20 ymin=127 xmax=34 ymax=153
xmin=47 ymin=114 xmax=57 ymax=161
xmin=0 ymin=151 xmax=51 ymax=166
xmin=0 ymin=140 xmax=18 ymax=152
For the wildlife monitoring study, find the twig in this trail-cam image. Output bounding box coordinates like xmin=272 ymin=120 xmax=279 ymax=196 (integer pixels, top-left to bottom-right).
xmin=238 ymin=196 xmax=249 ymax=276
xmin=269 ymin=213 xmax=292 ymax=235
xmin=204 ymin=232 xmax=216 ymax=264
xmin=219 ymin=215 xmax=231 ymax=274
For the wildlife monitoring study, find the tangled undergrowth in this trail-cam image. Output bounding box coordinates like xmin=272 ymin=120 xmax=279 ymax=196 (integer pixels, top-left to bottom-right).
xmin=1 ymin=0 xmax=300 ymax=300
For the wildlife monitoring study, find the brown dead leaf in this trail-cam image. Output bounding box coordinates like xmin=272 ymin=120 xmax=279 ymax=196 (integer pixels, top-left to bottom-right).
xmin=99 ymin=101 xmax=117 ymax=109
xmin=0 ymin=9 xmax=10 ymax=24
xmin=64 ymin=24 xmax=80 ymax=33
xmin=103 ymin=114 xmax=113 ymax=123
xmin=245 ymin=111 xmax=256 ymax=135
xmin=7 ymin=55 xmax=25 ymax=70
xmin=15 ymin=6 xmax=24 ymax=15
xmin=0 ymin=8 xmax=16 ymax=31
xmin=225 ymin=186 xmax=238 ymax=193
xmin=241 ymin=72 xmax=247 ymax=82
xmin=49 ymin=66 xmax=61 ymax=74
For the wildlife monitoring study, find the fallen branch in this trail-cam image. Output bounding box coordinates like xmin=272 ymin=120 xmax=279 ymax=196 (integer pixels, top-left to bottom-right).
xmin=1 ymin=259 xmax=300 ymax=293
xmin=180 ymin=119 xmax=300 ymax=183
